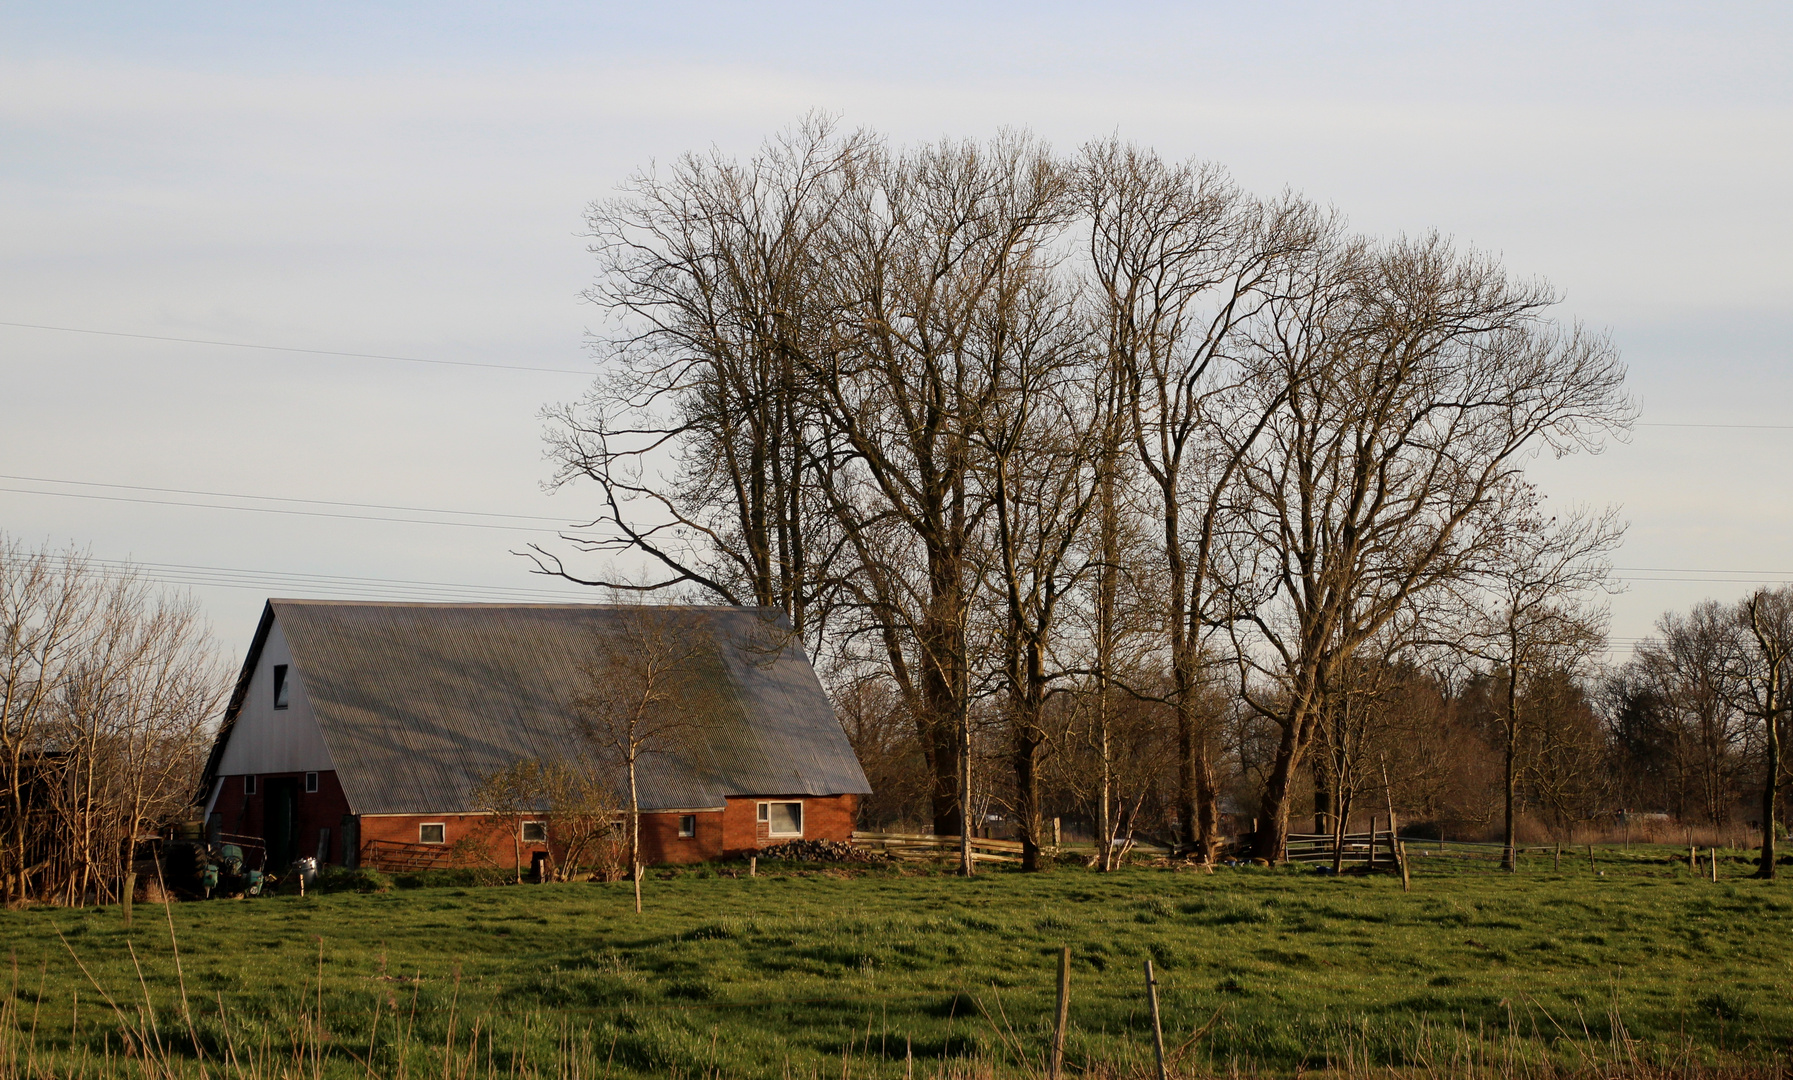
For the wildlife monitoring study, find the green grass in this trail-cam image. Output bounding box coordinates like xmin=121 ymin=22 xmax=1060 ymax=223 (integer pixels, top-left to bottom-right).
xmin=1 ymin=849 xmax=1788 ymax=1077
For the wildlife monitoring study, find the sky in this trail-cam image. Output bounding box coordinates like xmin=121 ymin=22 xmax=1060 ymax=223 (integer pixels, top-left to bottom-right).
xmin=1 ymin=1 xmax=1789 ymax=664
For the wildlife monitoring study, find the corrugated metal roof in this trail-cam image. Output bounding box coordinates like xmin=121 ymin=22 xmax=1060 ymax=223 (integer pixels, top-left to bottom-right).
xmin=212 ymin=601 xmax=869 ymax=815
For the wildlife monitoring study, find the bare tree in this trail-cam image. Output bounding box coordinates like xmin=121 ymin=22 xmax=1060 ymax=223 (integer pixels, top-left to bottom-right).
xmin=571 ymin=605 xmax=719 ymax=911
xmin=538 ymin=125 xmax=1645 ymax=874
xmin=802 ymin=133 xmax=1074 ymax=873
xmin=1079 ymin=139 xmax=1319 ymax=861
xmin=469 ymin=758 xmax=545 ymax=884
xmin=1721 ymin=588 xmax=1793 ymax=878
xmin=1622 ymin=602 xmax=1750 ymax=824
xmin=1219 ymin=234 xmax=1633 ymax=862
xmin=1453 ymin=500 xmax=1623 ymax=868
xmin=0 ymin=538 xmax=223 ymax=905
xmin=540 ymin=757 xmax=624 ymax=882
xmin=972 ymin=271 xmax=1102 ymax=870
xmin=533 ymin=115 xmax=866 ymax=642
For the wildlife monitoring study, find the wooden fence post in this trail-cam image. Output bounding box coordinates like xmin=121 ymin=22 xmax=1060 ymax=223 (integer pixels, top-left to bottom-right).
xmin=1368 ymin=816 xmax=1379 ymax=869
xmin=1710 ymin=847 xmax=1719 ymax=883
xmin=1554 ymin=842 xmax=1561 ymax=872
xmin=1050 ymin=946 xmax=1070 ymax=1080
xmin=1144 ymin=958 xmax=1167 ymax=1080
xmin=1587 ymin=844 xmax=1596 ymax=872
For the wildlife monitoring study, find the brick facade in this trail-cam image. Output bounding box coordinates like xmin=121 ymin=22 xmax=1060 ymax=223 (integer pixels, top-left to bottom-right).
xmin=215 ymin=772 xmax=861 ymax=872
xmin=209 ymin=769 xmax=354 ymax=869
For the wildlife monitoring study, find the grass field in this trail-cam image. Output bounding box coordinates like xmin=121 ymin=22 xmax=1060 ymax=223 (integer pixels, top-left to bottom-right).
xmin=0 ymin=848 xmax=1788 ymax=1078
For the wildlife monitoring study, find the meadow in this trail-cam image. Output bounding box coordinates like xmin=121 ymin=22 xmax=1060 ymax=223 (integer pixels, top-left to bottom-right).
xmin=0 ymin=848 xmax=1787 ymax=1078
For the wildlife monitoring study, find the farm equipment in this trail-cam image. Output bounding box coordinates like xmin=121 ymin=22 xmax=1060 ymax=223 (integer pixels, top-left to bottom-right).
xmin=162 ymin=822 xmax=271 ymax=899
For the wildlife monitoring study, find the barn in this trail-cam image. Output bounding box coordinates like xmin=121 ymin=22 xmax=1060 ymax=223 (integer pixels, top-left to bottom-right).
xmin=198 ymin=600 xmax=871 ymax=873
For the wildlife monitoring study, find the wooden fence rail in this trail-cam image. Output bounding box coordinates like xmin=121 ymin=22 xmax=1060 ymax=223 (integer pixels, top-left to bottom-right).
xmin=851 ymin=831 xmax=1174 ymax=863
xmin=1282 ymin=830 xmax=1400 ymax=868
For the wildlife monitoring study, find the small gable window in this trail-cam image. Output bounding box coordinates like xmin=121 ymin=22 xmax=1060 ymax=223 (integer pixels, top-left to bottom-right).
xmin=521 ymin=821 xmax=546 ymax=842
xmin=304 ymin=772 xmax=319 ymax=794
xmin=678 ymin=815 xmax=696 ymax=838
xmin=244 ymin=775 xmax=257 ymax=796
xmin=419 ymin=823 xmax=445 ymax=844
xmin=272 ymin=665 xmax=290 ymax=710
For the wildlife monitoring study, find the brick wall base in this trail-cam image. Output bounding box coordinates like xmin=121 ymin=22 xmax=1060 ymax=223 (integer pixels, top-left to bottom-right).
xmin=354 ymin=793 xmax=861 ymax=871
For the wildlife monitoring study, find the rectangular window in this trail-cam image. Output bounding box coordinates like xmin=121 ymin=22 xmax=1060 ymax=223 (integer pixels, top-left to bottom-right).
xmin=419 ymin=823 xmax=445 ymax=844
xmin=272 ymin=664 xmax=290 ymax=710
xmin=244 ymin=775 xmax=257 ymax=795
xmin=304 ymin=772 xmax=319 ymax=794
xmin=764 ymin=801 xmax=802 ymax=837
xmin=678 ymin=814 xmax=696 ymax=838
xmin=521 ymin=821 xmax=546 ymax=842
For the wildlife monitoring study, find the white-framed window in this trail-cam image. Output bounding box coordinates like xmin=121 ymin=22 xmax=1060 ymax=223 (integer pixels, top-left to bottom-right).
xmin=419 ymin=823 xmax=445 ymax=844
xmin=272 ymin=664 xmax=290 ymax=710
xmin=521 ymin=821 xmax=546 ymax=842
xmin=243 ymin=775 xmax=257 ymax=795
xmin=760 ymin=801 xmax=802 ymax=837
xmin=678 ymin=814 xmax=696 ymax=838
xmin=304 ymin=772 xmax=319 ymax=793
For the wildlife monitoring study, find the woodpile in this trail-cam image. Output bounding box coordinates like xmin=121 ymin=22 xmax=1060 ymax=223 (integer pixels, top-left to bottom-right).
xmin=756 ymin=839 xmax=891 ymax=864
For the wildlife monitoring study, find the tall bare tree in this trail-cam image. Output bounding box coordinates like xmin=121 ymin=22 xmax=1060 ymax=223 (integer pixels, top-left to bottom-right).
xmin=802 ymin=133 xmax=1074 ymax=871
xmin=1721 ymin=588 xmax=1793 ymax=878
xmin=534 ymin=115 xmax=867 ymax=642
xmin=1080 ymin=139 xmax=1317 ymax=860
xmin=1454 ymin=500 xmax=1623 ymax=868
xmin=1219 ymin=235 xmax=1633 ymax=862
xmin=972 ymin=271 xmax=1102 ymax=870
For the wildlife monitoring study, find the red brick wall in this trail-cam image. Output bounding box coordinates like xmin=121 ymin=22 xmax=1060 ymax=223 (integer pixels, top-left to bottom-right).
xmin=720 ymin=794 xmax=858 ymax=855
xmin=357 ymin=812 xmax=546 ymax=873
xmin=633 ymin=809 xmax=722 ymax=864
xmin=208 ymin=771 xmax=354 ymax=869
xmin=357 ymin=809 xmax=722 ymax=869
xmin=351 ymin=793 xmax=860 ymax=870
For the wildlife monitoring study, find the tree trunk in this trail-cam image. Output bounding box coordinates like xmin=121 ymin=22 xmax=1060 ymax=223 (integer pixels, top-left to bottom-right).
xmin=627 ymin=759 xmax=643 ymax=911
xmin=1757 ymin=695 xmax=1779 ymax=880
xmin=1504 ymin=663 xmax=1520 ymax=873
xmin=1013 ymin=724 xmax=1044 ymax=872
xmin=1252 ymin=717 xmax=1307 ymax=862
xmin=921 ymin=543 xmax=969 ymax=840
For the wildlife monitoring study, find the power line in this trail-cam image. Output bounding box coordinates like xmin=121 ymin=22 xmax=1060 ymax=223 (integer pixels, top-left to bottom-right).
xmin=0 ymin=485 xmax=567 ymax=533
xmin=2 ymin=321 xmax=1789 ymax=430
xmin=4 ymin=476 xmax=1790 ymax=579
xmin=0 ymin=320 xmax=591 ymax=376
xmin=0 ymin=474 xmax=572 ymax=523
xmin=1617 ymin=576 xmax=1792 ymax=584
xmin=1615 ymin=566 xmax=1793 ymax=575
xmin=49 ymin=554 xmax=596 ymax=605
xmin=1635 ymin=422 xmax=1793 ymax=430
